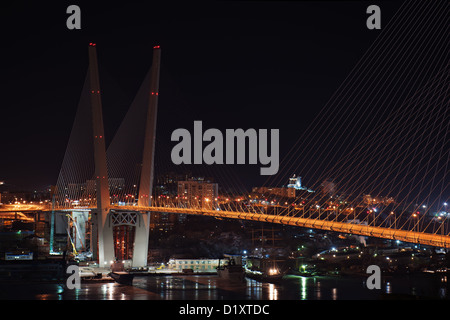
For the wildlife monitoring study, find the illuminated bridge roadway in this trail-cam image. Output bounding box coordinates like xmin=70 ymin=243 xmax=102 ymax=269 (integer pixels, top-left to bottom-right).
xmin=2 ymin=203 xmax=450 ymax=249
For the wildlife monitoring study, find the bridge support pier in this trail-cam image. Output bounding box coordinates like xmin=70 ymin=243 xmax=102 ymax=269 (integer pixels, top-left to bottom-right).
xmin=91 ymin=211 xmax=98 ymax=261
xmin=97 ymin=210 xmax=115 ymax=267
xmin=132 ymin=212 xmax=150 ymax=267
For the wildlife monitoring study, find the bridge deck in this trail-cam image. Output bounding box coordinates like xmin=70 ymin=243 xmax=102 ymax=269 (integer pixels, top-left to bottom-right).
xmin=2 ymin=205 xmax=449 ymax=248
xmin=119 ymin=206 xmax=450 ymax=248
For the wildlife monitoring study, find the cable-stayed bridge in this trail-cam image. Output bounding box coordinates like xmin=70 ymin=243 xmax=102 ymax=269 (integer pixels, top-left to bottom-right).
xmin=1 ymin=0 xmax=448 ymax=267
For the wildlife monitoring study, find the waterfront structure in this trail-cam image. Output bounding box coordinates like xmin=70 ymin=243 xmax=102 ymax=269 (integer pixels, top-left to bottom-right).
xmin=168 ymin=258 xmax=220 ymax=272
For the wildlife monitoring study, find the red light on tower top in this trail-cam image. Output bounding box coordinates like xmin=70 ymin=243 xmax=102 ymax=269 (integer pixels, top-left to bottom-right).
xmin=89 ymin=42 xmax=96 ymax=47
xmin=153 ymin=45 xmax=160 ymax=49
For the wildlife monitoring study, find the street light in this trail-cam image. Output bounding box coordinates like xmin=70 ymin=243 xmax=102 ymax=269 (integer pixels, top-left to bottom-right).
xmin=390 ymin=211 xmax=396 ymax=228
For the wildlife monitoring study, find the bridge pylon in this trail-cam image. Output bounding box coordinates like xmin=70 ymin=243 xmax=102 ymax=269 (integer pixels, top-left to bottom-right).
xmin=133 ymin=46 xmax=161 ymax=267
xmin=88 ymin=43 xmax=115 ymax=267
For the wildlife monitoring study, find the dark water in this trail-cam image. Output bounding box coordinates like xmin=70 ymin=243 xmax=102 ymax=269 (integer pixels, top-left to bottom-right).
xmin=0 ymin=274 xmax=447 ymax=300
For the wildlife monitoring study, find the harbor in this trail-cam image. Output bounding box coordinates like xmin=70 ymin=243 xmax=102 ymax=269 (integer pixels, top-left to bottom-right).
xmin=0 ymin=271 xmax=448 ymax=300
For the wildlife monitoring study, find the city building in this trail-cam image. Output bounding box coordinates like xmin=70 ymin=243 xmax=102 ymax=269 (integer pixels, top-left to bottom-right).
xmin=155 ymin=172 xmax=191 ymax=196
xmin=252 ymin=187 xmax=295 ymax=198
xmin=149 ymin=211 xmax=179 ymax=232
xmin=0 ymin=189 xmax=52 ymax=204
xmin=363 ymin=194 xmax=395 ymax=206
xmin=252 ymin=174 xmax=314 ymax=199
xmin=177 ymin=178 xmax=218 ymax=209
xmin=287 ymin=175 xmax=302 ymax=190
xmin=287 ymin=174 xmax=314 ymax=193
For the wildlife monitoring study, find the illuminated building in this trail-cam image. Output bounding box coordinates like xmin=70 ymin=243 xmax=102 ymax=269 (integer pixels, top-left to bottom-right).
xmin=177 ymin=178 xmax=218 ymax=209
xmin=287 ymin=174 xmax=314 ymax=192
xmin=288 ymin=175 xmax=302 ymax=190
xmin=252 ymin=186 xmax=295 ymax=198
xmin=363 ymin=194 xmax=395 ymax=205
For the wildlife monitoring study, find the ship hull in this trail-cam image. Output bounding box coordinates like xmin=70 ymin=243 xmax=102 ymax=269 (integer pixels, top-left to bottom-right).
xmin=109 ymin=271 xmax=134 ymax=285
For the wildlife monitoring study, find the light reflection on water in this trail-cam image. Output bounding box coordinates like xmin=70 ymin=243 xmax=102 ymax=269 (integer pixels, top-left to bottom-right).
xmin=61 ymin=274 xmax=450 ymax=300
xmin=0 ymin=273 xmax=448 ymax=300
xmin=301 ymin=276 xmax=307 ymax=300
xmin=269 ymin=283 xmax=278 ymax=300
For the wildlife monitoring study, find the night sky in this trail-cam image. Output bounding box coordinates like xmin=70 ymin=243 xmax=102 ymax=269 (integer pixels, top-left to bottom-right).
xmin=0 ymin=1 xmax=401 ymax=191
